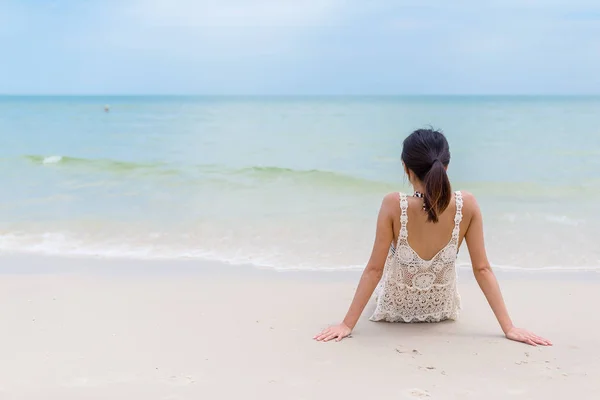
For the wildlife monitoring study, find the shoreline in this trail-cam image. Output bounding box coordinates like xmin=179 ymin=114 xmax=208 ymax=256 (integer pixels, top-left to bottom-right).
xmin=1 ymin=252 xmax=599 ymax=282
xmin=1 ymin=254 xmax=599 ymax=399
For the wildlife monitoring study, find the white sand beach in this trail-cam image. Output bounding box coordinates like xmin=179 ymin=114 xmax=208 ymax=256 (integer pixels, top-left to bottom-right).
xmin=0 ymin=255 xmax=598 ymax=399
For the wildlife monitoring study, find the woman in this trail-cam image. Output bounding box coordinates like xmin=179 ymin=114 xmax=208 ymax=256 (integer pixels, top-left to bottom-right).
xmin=314 ymin=128 xmax=551 ymax=346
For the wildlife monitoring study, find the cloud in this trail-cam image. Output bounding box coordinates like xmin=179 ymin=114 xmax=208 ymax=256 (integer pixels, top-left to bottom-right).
xmin=123 ymin=0 xmax=343 ymax=27
xmin=0 ymin=0 xmax=599 ymax=94
xmin=90 ymin=0 xmax=347 ymax=61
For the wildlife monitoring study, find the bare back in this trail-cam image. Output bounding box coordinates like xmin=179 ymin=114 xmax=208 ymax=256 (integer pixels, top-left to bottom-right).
xmin=389 ymin=192 xmax=468 ymax=260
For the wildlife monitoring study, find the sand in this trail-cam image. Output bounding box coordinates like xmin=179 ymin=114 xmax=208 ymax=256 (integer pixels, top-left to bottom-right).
xmin=0 ymin=255 xmax=598 ymax=399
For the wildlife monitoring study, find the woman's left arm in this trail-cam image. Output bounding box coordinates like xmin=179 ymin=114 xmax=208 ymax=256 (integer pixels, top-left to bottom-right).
xmin=463 ymin=192 xmax=552 ymax=346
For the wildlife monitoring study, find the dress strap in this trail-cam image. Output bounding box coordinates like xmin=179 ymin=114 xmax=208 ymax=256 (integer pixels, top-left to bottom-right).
xmin=399 ymin=193 xmax=408 ymax=239
xmin=452 ymin=191 xmax=463 ymax=239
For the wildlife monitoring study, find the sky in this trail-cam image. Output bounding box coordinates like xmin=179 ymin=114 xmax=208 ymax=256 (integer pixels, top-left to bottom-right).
xmin=1 ymin=0 xmax=600 ymax=95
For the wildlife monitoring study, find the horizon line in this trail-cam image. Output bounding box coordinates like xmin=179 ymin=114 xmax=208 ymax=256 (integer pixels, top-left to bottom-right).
xmin=1 ymin=93 xmax=599 ymax=97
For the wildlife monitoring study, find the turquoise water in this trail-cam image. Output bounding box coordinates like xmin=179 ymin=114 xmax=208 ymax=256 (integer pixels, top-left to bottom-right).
xmin=1 ymin=96 xmax=599 ymax=271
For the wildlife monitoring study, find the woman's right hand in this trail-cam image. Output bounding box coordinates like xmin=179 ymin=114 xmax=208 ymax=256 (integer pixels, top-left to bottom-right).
xmin=313 ymin=323 xmax=352 ymax=342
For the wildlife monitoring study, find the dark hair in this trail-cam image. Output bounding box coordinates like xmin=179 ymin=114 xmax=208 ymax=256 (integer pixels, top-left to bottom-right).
xmin=401 ymin=128 xmax=451 ymax=223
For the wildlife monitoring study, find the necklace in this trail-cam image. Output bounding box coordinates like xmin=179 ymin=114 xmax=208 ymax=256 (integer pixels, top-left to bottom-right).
xmin=413 ymin=191 xmax=426 ymax=210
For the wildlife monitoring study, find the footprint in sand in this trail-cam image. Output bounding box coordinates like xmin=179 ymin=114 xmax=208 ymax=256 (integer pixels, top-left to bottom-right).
xmin=406 ymin=388 xmax=430 ymax=398
xmin=167 ymin=375 xmax=196 ymax=386
xmin=396 ymin=347 xmax=422 ymax=356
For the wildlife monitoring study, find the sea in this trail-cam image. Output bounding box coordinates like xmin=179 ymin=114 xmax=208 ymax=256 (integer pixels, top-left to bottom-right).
xmin=1 ymin=96 xmax=599 ymax=272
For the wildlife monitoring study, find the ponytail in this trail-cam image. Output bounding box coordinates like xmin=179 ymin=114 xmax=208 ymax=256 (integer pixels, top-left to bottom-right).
xmin=423 ymin=159 xmax=452 ymax=223
xmin=401 ymin=128 xmax=452 ymax=222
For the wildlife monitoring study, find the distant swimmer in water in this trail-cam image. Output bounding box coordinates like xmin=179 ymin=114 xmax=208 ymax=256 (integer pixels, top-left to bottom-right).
xmin=104 ymin=105 xmax=110 ymax=112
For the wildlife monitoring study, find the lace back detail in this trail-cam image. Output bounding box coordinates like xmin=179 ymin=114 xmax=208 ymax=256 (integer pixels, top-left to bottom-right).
xmin=452 ymin=191 xmax=463 ymax=240
xmin=371 ymin=191 xmax=463 ymax=323
xmin=399 ymin=194 xmax=409 ymax=239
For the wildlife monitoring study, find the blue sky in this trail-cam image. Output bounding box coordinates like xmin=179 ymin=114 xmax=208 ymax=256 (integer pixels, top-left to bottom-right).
xmin=1 ymin=1 xmax=599 ymax=95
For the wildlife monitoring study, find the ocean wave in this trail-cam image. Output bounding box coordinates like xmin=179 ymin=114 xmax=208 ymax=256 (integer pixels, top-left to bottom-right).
xmin=0 ymin=232 xmax=598 ymax=273
xmin=41 ymin=155 xmax=63 ymax=164
xmin=454 ymin=262 xmax=600 ymax=273
xmin=231 ymin=165 xmax=392 ymax=188
xmin=24 ymin=155 xmax=180 ymax=176
xmin=501 ymin=213 xmax=585 ymax=226
xmin=0 ymin=231 xmax=365 ymax=270
xmin=543 ymin=215 xmax=583 ymax=226
xmin=26 ymin=154 xmax=167 ymax=170
xmin=18 ymin=154 xmax=600 ymax=197
xmin=22 ymin=154 xmax=392 ymax=189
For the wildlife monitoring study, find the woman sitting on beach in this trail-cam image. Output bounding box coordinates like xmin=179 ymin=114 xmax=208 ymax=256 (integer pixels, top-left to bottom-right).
xmin=314 ymin=128 xmax=551 ymax=346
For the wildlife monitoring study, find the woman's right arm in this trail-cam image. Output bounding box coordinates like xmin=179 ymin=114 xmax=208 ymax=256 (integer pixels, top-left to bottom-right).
xmin=313 ymin=193 xmax=395 ymax=342
xmin=463 ymin=192 xmax=551 ymax=346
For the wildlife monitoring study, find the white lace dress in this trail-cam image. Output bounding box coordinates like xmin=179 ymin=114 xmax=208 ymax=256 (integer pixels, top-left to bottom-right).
xmin=370 ymin=191 xmax=463 ymax=323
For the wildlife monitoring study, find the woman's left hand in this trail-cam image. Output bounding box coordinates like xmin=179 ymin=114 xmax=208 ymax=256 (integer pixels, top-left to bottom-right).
xmin=505 ymin=326 xmax=552 ymax=346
